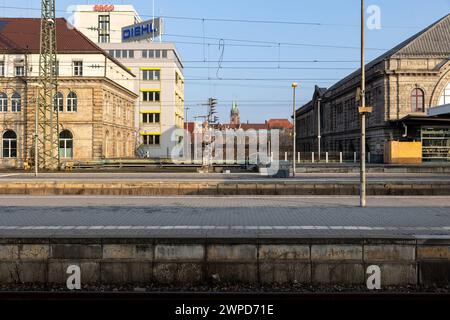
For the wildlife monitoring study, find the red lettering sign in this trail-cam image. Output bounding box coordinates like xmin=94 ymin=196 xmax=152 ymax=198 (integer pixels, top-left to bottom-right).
xmin=93 ymin=4 xmax=115 ymax=12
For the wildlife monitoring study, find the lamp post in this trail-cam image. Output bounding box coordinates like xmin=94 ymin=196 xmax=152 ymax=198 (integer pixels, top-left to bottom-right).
xmin=317 ymin=97 xmax=321 ymax=161
xmin=292 ymin=83 xmax=298 ymax=177
xmin=185 ymin=106 xmax=190 ymax=126
xmin=359 ymin=0 xmax=367 ymax=207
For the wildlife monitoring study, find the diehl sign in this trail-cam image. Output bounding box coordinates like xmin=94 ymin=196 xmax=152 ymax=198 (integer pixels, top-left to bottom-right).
xmin=122 ymin=18 xmax=163 ymax=42
xmin=93 ymin=4 xmax=115 ymax=12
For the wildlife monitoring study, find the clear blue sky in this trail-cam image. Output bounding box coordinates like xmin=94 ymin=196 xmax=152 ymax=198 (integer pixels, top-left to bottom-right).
xmin=1 ymin=0 xmax=449 ymax=123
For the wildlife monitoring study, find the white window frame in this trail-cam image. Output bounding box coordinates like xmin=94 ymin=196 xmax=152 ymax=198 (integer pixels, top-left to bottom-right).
xmin=14 ymin=65 xmax=25 ymax=77
xmin=142 ymin=91 xmax=160 ymax=102
xmin=143 ymin=134 xmax=160 ymax=146
xmin=67 ymin=92 xmax=78 ymax=112
xmin=11 ymin=92 xmax=21 ymax=112
xmin=73 ymin=61 xmax=83 ymax=76
xmin=439 ymin=83 xmax=450 ymax=106
xmin=59 ymin=133 xmax=73 ymax=159
xmin=2 ymin=131 xmax=17 ymax=158
xmin=0 ymin=93 xmax=7 ymax=112
xmin=142 ymin=69 xmax=160 ymax=81
xmin=142 ymin=113 xmax=160 ymax=124
xmin=54 ymin=92 xmax=64 ymax=113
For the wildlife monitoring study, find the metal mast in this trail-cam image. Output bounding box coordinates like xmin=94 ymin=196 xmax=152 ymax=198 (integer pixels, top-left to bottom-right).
xmin=36 ymin=0 xmax=59 ymax=172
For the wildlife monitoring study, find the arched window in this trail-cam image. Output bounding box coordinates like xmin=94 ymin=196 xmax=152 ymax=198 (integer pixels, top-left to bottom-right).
xmin=439 ymin=83 xmax=450 ymax=106
xmin=104 ymin=130 xmax=110 ymax=158
xmin=11 ymin=92 xmax=21 ymax=112
xmin=0 ymin=93 xmax=7 ymax=112
xmin=116 ymin=132 xmax=122 ymax=157
xmin=54 ymin=92 xmax=63 ymax=112
xmin=411 ymin=88 xmax=424 ymax=112
xmin=2 ymin=130 xmax=17 ymax=158
xmin=67 ymin=92 xmax=77 ymax=112
xmin=59 ymin=130 xmax=73 ymax=159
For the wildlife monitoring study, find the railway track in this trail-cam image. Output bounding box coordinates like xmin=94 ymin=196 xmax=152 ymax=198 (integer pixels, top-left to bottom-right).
xmin=0 ymin=291 xmax=448 ymax=318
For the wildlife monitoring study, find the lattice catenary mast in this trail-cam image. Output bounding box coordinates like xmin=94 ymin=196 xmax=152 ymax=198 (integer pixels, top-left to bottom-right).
xmin=35 ymin=0 xmax=59 ymax=171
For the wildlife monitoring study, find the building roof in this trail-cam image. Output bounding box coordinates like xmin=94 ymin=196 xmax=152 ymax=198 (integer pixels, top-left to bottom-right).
xmin=219 ymin=123 xmax=267 ymax=130
xmin=295 ymin=86 xmax=327 ymax=116
xmin=267 ymin=119 xmax=293 ymax=129
xmin=427 ymin=103 xmax=450 ymax=117
xmin=0 ymin=18 xmax=134 ymax=75
xmin=0 ymin=18 xmax=102 ymax=53
xmin=326 ymin=13 xmax=450 ymax=93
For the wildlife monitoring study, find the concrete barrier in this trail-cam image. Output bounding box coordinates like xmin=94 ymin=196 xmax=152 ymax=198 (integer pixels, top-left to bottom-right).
xmin=1 ymin=181 xmax=449 ymax=196
xmin=0 ymin=238 xmax=448 ymax=287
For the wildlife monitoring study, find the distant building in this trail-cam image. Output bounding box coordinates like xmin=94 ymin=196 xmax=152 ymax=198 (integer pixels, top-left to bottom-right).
xmin=185 ymin=102 xmax=293 ymax=162
xmin=0 ymin=18 xmax=137 ymax=168
xmin=296 ymin=14 xmax=450 ymax=163
xmin=72 ymin=4 xmax=184 ymax=159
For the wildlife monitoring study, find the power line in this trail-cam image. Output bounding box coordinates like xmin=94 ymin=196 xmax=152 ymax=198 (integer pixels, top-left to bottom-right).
xmin=0 ymin=26 xmax=388 ymax=52
xmin=183 ymin=60 xmax=361 ymax=63
xmin=70 ymin=25 xmax=390 ymax=51
xmin=183 ymin=66 xmax=356 ymax=70
xmin=0 ymin=5 xmax=420 ymax=30
xmin=164 ymin=33 xmax=388 ymax=51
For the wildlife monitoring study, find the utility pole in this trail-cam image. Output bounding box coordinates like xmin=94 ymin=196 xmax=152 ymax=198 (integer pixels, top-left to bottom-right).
xmin=292 ymin=83 xmax=298 ymax=177
xmin=36 ymin=0 xmax=59 ymax=172
xmin=358 ymin=0 xmax=372 ymax=207
xmin=207 ymin=97 xmax=218 ymax=126
xmin=198 ymin=98 xmax=218 ymax=171
xmin=185 ymin=106 xmax=190 ymax=125
xmin=317 ymin=97 xmax=321 ymax=161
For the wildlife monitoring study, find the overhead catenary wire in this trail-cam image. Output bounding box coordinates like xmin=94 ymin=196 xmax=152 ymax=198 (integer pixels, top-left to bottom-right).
xmin=0 ymin=24 xmax=390 ymax=52
xmin=0 ymin=5 xmax=421 ymax=30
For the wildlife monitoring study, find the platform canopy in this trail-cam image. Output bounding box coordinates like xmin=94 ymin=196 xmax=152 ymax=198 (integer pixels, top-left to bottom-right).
xmin=428 ymin=104 xmax=450 ymax=117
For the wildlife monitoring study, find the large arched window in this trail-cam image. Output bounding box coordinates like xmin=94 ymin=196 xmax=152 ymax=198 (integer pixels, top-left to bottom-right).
xmin=411 ymin=88 xmax=425 ymax=112
xmin=67 ymin=92 xmax=77 ymax=112
xmin=439 ymin=83 xmax=450 ymax=106
xmin=0 ymin=93 xmax=7 ymax=112
xmin=59 ymin=130 xmax=73 ymax=159
xmin=2 ymin=130 xmax=17 ymax=158
xmin=54 ymin=92 xmax=64 ymax=113
xmin=11 ymin=92 xmax=21 ymax=112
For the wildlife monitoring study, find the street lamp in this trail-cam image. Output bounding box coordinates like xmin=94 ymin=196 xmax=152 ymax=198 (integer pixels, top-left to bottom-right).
xmin=185 ymin=106 xmax=190 ymax=126
xmin=292 ymin=83 xmax=298 ymax=177
xmin=317 ymin=97 xmax=322 ymax=161
xmin=359 ymin=0 xmax=372 ymax=207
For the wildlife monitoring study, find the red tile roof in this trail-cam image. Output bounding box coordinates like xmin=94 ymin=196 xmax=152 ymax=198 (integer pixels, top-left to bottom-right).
xmin=267 ymin=119 xmax=293 ymax=129
xmin=0 ymin=18 xmax=102 ymax=53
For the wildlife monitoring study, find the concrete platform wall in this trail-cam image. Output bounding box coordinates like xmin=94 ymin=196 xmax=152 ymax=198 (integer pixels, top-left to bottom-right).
xmin=0 ymin=239 xmax=448 ymax=287
xmin=1 ymin=181 xmax=450 ymax=196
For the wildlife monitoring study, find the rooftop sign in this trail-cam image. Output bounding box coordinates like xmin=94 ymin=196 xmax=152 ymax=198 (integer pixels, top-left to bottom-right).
xmin=122 ymin=18 xmax=163 ymax=43
xmin=93 ymin=4 xmax=115 ymax=12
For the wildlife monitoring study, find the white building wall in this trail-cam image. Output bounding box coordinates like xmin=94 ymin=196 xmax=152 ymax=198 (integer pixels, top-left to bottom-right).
xmin=72 ymin=5 xmax=140 ymax=44
xmin=101 ymin=43 xmax=185 ymax=159
xmin=72 ymin=4 xmax=185 ymax=159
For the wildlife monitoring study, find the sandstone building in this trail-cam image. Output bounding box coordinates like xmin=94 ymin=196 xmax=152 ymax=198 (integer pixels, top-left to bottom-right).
xmin=0 ymin=18 xmax=137 ymax=168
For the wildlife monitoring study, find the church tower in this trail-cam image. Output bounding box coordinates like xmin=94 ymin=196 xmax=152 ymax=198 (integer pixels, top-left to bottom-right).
xmin=230 ymin=101 xmax=240 ymax=126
